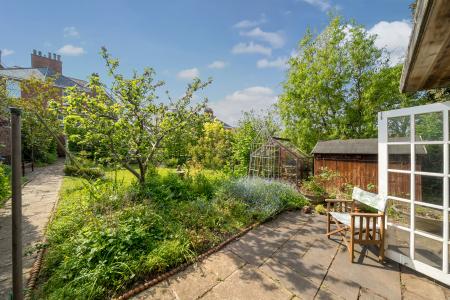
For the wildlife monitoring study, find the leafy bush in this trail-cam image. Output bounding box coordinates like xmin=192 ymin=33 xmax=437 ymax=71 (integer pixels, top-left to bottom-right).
xmin=217 ymin=177 xmax=309 ymax=221
xmin=301 ymin=167 xmax=339 ymax=197
xmin=315 ymin=204 xmax=326 ymax=215
xmin=134 ymin=168 xmax=229 ymax=203
xmin=0 ymin=163 xmax=11 ymax=205
xmin=64 ymin=164 xmax=105 ymax=179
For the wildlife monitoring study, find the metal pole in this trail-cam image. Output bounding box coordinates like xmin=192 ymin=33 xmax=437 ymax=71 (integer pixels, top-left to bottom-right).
xmin=10 ymin=107 xmax=23 ymax=300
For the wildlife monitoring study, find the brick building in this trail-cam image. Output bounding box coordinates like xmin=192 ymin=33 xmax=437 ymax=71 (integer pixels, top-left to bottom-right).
xmin=0 ymin=50 xmax=89 ymax=161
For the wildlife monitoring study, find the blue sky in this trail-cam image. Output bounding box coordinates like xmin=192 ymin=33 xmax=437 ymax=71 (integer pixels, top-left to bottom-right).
xmin=1 ymin=0 xmax=413 ymax=125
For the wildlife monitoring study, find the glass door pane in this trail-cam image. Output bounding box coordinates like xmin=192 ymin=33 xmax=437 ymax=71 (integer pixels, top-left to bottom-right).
xmin=415 ymin=234 xmax=443 ymax=269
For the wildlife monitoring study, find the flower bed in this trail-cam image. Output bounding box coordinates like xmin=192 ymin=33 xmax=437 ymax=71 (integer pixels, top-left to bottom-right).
xmin=33 ymin=170 xmax=308 ymax=299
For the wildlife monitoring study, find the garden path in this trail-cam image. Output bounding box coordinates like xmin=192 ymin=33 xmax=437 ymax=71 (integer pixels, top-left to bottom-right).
xmin=0 ymin=160 xmax=64 ymax=299
xmin=133 ymin=212 xmax=450 ymax=300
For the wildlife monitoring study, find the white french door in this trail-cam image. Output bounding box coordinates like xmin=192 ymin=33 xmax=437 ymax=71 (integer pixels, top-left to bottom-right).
xmin=378 ymin=102 xmax=450 ymax=285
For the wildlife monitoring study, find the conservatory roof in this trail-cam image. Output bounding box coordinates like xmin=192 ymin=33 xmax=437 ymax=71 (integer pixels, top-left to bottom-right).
xmin=400 ymin=0 xmax=450 ymax=92
xmin=272 ymin=137 xmax=310 ymax=158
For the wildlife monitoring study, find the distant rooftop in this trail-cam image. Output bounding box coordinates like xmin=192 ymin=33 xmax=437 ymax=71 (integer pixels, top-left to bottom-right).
xmin=0 ymin=49 xmax=89 ymax=92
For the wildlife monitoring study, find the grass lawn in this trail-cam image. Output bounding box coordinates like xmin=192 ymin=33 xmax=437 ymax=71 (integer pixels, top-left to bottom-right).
xmin=34 ymin=167 xmax=308 ymax=299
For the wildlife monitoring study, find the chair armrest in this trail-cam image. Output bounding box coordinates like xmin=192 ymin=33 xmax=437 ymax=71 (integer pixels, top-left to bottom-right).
xmin=325 ymin=199 xmax=353 ymax=203
xmin=350 ymin=212 xmax=383 ymax=217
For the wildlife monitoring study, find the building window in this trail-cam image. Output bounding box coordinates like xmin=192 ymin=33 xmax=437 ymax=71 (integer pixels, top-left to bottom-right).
xmin=6 ymin=80 xmax=21 ymax=98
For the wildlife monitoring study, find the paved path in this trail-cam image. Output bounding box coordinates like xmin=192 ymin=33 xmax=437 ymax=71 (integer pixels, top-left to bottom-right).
xmin=0 ymin=160 xmax=64 ymax=299
xmin=134 ymin=212 xmax=450 ymax=300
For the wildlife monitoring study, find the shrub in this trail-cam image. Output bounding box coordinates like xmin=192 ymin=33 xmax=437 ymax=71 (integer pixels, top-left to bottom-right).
xmin=315 ymin=204 xmax=326 ymax=215
xmin=301 ymin=167 xmax=339 ymax=197
xmin=0 ymin=163 xmax=11 ymax=205
xmin=64 ymin=164 xmax=105 ymax=179
xmin=217 ymin=177 xmax=309 ymax=221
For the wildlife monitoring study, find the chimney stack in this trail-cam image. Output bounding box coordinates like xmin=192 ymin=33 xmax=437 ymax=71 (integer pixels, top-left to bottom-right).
xmin=31 ymin=49 xmax=62 ymax=74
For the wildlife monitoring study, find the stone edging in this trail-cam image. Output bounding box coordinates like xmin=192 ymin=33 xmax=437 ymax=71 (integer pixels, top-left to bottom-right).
xmin=113 ymin=222 xmax=261 ymax=300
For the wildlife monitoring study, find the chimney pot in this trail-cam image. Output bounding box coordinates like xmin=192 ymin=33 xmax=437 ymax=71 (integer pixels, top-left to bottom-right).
xmin=53 ymin=53 xmax=56 ymax=60
xmin=57 ymin=55 xmax=61 ymax=61
xmin=38 ymin=51 xmax=42 ymax=56
xmin=48 ymin=52 xmax=51 ymax=58
xmin=33 ymin=49 xmax=37 ymax=55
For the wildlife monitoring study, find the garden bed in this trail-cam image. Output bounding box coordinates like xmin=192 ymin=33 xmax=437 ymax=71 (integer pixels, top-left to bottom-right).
xmin=32 ymin=169 xmax=308 ymax=299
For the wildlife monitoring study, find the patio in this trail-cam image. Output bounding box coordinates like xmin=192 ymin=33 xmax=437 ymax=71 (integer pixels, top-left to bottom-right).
xmin=132 ymin=211 xmax=449 ymax=299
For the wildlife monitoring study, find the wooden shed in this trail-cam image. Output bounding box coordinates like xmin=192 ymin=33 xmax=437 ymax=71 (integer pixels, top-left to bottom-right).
xmin=312 ymin=139 xmax=379 ymax=192
xmin=311 ymin=138 xmax=425 ymax=195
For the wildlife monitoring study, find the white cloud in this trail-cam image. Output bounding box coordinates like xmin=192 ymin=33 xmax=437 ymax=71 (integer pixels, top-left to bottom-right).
xmin=1 ymin=49 xmax=14 ymax=56
xmin=300 ymin=0 xmax=332 ymax=11
xmin=233 ymin=14 xmax=267 ymax=29
xmin=57 ymin=44 xmax=86 ymax=56
xmin=177 ymin=67 xmax=199 ymax=80
xmin=63 ymin=26 xmax=80 ymax=38
xmin=208 ymin=60 xmax=227 ymax=69
xmin=210 ymin=86 xmax=277 ymax=126
xmin=368 ymin=20 xmax=412 ymax=65
xmin=231 ymin=42 xmax=272 ymax=56
xmin=257 ymin=57 xmax=288 ymax=69
xmin=240 ymin=27 xmax=285 ymax=48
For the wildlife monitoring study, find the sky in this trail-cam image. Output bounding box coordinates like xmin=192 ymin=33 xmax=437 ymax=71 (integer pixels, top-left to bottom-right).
xmin=0 ymin=0 xmax=413 ymax=126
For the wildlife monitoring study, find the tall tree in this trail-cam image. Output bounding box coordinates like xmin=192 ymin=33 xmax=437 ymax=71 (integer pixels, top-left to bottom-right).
xmin=279 ymin=16 xmax=423 ymax=153
xmin=11 ymin=77 xmax=62 ymax=163
xmin=189 ymin=119 xmax=232 ymax=170
xmin=60 ymin=48 xmax=210 ymax=185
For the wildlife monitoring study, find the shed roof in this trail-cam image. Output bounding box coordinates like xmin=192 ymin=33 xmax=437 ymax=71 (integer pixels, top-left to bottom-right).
xmin=312 ymin=139 xmax=379 ymax=154
xmin=312 ymin=138 xmax=427 ymax=155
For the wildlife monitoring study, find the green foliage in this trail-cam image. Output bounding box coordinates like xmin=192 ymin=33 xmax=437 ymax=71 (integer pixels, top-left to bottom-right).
xmin=36 ymin=169 xmax=308 ymax=299
xmin=189 ymin=120 xmax=232 ymax=170
xmin=13 ymin=77 xmax=63 ymax=164
xmin=231 ymin=110 xmax=280 ymax=176
xmin=0 ymin=77 xmax=11 ymax=121
xmin=0 ymin=163 xmax=11 ymax=206
xmin=58 ymin=48 xmax=211 ymax=185
xmin=315 ymin=204 xmax=326 ymax=215
xmin=301 ymin=167 xmax=339 ymax=197
xmin=279 ymin=16 xmax=425 ymax=152
xmin=63 ymin=164 xmax=105 ymax=179
xmin=161 ymin=113 xmax=206 ymax=166
xmin=217 ymin=177 xmax=309 ymax=221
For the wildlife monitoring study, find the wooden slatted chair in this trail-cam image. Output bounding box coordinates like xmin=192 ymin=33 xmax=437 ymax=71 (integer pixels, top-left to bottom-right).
xmin=326 ymin=187 xmax=387 ymax=262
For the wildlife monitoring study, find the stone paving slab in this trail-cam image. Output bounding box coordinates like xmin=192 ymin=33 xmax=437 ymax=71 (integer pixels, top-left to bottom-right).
xmin=134 ymin=212 xmax=450 ymax=300
xmin=200 ymin=265 xmax=292 ymax=300
xmin=0 ymin=160 xmax=64 ymax=299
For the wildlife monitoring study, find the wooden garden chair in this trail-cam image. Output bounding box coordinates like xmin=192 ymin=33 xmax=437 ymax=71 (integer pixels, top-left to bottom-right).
xmin=326 ymin=187 xmax=387 ymax=262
